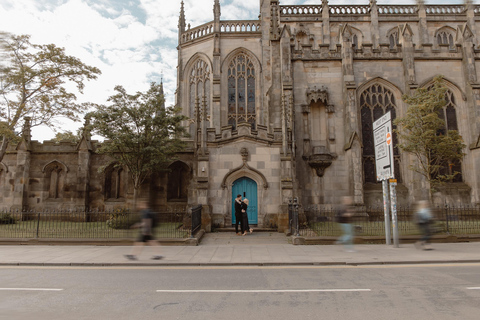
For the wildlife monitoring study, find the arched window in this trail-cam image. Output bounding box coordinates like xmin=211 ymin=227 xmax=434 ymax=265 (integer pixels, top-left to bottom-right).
xmin=388 ymin=30 xmax=399 ymax=49
xmin=167 ymin=162 xmax=190 ymax=201
xmin=189 ymin=59 xmax=211 ymax=136
xmin=105 ymin=164 xmax=126 ymax=200
xmin=44 ymin=161 xmax=66 ymax=199
xmin=436 ymin=30 xmax=455 ymax=49
xmin=228 ymin=53 xmax=256 ymax=130
xmin=434 ymin=87 xmax=462 ymax=182
xmin=360 ymin=83 xmax=401 ymax=183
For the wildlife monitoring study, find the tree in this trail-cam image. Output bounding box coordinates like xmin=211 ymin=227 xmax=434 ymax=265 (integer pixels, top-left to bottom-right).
xmin=88 ymin=82 xmax=188 ymax=205
xmin=394 ymin=76 xmax=466 ymax=199
xmin=53 ymin=130 xmax=81 ymax=143
xmin=0 ymin=34 xmax=101 ymax=162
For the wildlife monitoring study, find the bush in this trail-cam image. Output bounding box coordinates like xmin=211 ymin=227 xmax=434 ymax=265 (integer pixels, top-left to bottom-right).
xmin=0 ymin=213 xmax=16 ymax=225
xmin=106 ymin=211 xmax=139 ymax=229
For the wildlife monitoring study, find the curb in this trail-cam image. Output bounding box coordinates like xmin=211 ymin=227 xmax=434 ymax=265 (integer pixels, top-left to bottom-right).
xmin=1 ymin=259 xmax=480 ymax=267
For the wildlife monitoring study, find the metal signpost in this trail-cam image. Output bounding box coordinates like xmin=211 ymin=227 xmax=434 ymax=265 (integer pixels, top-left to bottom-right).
xmin=373 ymin=112 xmax=399 ymax=247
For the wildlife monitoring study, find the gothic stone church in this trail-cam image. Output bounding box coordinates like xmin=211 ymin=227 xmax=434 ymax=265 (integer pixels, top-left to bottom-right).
xmin=2 ymin=1 xmax=480 ymax=232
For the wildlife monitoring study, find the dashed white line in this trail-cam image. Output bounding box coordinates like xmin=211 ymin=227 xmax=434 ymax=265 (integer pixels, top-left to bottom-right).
xmin=0 ymin=288 xmax=63 ymax=291
xmin=467 ymin=287 xmax=480 ymax=290
xmin=156 ymin=289 xmax=371 ymax=293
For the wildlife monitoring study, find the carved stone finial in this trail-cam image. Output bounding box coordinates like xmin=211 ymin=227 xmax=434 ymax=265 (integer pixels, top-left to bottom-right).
xmin=322 ymin=0 xmax=329 ymax=7
xmin=416 ymin=0 xmax=425 ymax=6
xmin=178 ymin=1 xmax=186 ymax=32
xmin=370 ymin=0 xmax=377 ymax=7
xmin=22 ymin=117 xmax=32 ymax=142
xmin=213 ymin=0 xmax=221 ymax=21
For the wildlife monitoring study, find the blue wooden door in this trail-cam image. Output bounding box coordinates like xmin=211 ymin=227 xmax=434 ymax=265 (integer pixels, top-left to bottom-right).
xmin=232 ymin=177 xmax=258 ymax=225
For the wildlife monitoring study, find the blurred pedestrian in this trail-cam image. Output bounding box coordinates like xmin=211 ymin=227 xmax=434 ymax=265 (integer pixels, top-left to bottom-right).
xmin=234 ymin=194 xmax=243 ymax=235
xmin=414 ymin=200 xmax=434 ymax=250
xmin=124 ymin=199 xmax=163 ymax=260
xmin=335 ymin=196 xmax=355 ymax=252
xmin=241 ymin=198 xmax=253 ymax=236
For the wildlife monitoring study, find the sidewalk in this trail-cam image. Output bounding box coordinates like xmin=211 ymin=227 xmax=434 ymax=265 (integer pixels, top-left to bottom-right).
xmin=0 ymin=232 xmax=479 ymax=266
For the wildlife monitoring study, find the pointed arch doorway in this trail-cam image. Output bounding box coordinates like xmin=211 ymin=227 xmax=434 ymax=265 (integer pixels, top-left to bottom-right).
xmin=231 ymin=177 xmax=258 ymax=225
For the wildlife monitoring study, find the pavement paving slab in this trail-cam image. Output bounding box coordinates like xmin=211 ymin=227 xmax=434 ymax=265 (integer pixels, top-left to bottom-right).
xmin=0 ymin=233 xmax=479 ymax=266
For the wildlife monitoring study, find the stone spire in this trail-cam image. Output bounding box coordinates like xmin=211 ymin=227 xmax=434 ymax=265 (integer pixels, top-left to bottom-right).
xmin=178 ymin=1 xmax=186 ymax=34
xmin=22 ymin=117 xmax=32 ymax=144
xmin=213 ymin=0 xmax=221 ymax=21
xmin=159 ymin=77 xmax=165 ymax=112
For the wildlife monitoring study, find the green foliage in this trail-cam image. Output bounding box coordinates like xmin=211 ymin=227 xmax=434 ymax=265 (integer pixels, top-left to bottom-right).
xmin=0 ymin=34 xmax=101 ymax=162
xmin=0 ymin=213 xmax=16 ymax=225
xmin=88 ymin=82 xmax=189 ymax=193
xmin=394 ymin=76 xmax=466 ymax=195
xmin=53 ymin=130 xmax=81 ymax=143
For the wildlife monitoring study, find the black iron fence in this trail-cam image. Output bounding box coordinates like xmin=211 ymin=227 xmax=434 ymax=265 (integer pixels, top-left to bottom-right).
xmin=0 ymin=207 xmax=203 ymax=239
xmin=298 ymin=204 xmax=480 ymax=237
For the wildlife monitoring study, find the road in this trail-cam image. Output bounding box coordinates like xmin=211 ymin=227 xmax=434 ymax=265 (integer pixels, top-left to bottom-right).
xmin=1 ymin=263 xmax=480 ymax=319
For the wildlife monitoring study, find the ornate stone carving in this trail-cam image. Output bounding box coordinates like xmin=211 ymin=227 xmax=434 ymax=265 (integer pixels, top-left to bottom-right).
xmin=306 ymin=86 xmax=330 ymax=105
xmin=306 ymin=146 xmax=336 ymax=177
xmin=240 ymin=147 xmax=249 ymax=162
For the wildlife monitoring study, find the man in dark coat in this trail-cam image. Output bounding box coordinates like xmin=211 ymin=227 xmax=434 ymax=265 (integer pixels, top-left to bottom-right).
xmin=234 ymin=194 xmax=243 ymax=235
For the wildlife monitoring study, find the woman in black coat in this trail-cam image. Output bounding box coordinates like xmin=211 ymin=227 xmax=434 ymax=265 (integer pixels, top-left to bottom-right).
xmin=241 ymin=198 xmax=253 ymax=235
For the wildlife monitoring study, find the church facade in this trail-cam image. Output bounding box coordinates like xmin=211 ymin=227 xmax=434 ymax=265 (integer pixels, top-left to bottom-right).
xmin=2 ymin=1 xmax=480 ymax=232
xmin=175 ymin=0 xmax=480 ymax=229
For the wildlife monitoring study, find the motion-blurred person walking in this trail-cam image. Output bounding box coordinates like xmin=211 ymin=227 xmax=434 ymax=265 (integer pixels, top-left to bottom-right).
xmin=124 ymin=199 xmax=163 ymax=260
xmin=414 ymin=200 xmax=434 ymax=250
xmin=335 ymin=196 xmax=355 ymax=252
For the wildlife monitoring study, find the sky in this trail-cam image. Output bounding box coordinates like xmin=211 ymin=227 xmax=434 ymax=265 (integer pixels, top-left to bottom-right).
xmin=0 ymin=0 xmax=471 ymax=141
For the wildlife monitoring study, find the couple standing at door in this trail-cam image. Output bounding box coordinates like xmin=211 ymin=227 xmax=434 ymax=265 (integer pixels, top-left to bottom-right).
xmin=234 ymin=194 xmax=253 ymax=236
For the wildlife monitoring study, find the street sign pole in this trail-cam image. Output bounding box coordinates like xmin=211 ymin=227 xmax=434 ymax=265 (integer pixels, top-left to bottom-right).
xmin=390 ymin=179 xmax=399 ymax=248
xmin=382 ymin=180 xmax=391 ymax=245
xmin=373 ymin=111 xmax=398 ymax=247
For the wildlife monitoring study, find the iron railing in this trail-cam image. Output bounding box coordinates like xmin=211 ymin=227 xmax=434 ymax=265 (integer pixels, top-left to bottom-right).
xmin=300 ymin=204 xmax=480 ymax=237
xmin=0 ymin=208 xmax=198 ymax=239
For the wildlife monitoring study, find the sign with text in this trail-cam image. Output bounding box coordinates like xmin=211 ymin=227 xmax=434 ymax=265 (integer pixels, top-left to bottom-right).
xmin=373 ymin=111 xmax=395 ymax=181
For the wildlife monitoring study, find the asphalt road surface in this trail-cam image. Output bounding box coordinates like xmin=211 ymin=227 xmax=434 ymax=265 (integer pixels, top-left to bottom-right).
xmin=1 ymin=263 xmax=480 ymax=320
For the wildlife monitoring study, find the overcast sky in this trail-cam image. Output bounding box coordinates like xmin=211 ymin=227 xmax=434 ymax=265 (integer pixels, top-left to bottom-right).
xmin=0 ymin=0 xmax=470 ymax=141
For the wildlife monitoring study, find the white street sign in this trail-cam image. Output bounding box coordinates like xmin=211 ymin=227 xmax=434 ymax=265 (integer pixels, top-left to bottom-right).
xmin=373 ymin=111 xmax=394 ymax=181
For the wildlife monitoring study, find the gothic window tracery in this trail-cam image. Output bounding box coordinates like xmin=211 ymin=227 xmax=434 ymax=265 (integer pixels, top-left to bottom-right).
xmin=388 ymin=30 xmax=399 ymax=49
xmin=436 ymin=29 xmax=455 ymax=48
xmin=227 ymin=53 xmax=256 ymax=130
xmin=189 ymin=59 xmax=211 ymax=135
xmin=360 ymin=84 xmax=401 ymax=183
xmin=430 ymin=86 xmax=462 ymax=182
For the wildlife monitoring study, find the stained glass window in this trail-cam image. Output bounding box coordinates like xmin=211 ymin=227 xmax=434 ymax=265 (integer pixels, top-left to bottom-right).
xmin=434 ymin=87 xmax=463 ymax=182
xmin=227 ymin=53 xmax=256 ymax=130
xmin=360 ymin=84 xmax=401 ymax=183
xmin=189 ymin=59 xmax=210 ymax=126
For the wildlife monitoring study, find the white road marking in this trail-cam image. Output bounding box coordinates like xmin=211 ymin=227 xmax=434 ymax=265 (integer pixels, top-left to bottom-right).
xmin=0 ymin=288 xmax=63 ymax=291
xmin=467 ymin=287 xmax=480 ymax=290
xmin=156 ymin=289 xmax=371 ymax=293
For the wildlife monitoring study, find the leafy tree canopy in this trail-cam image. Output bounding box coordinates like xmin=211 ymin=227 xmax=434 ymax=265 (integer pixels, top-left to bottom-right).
xmin=88 ymin=82 xmax=188 ymax=197
xmin=0 ymin=33 xmax=101 ymax=161
xmin=394 ymin=76 xmax=465 ymax=196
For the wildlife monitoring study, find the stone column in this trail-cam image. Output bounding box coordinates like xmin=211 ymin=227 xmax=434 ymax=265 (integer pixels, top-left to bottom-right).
xmin=399 ymin=24 xmax=417 ymax=93
xmin=77 ymin=125 xmax=92 ymax=211
xmin=370 ymin=0 xmax=380 ymax=49
xmin=322 ymin=0 xmax=330 ymax=47
xmin=416 ymin=0 xmax=428 ymax=47
xmin=341 ymin=25 xmax=363 ymax=204
xmin=13 ymin=118 xmax=32 ymax=211
xmin=458 ymin=23 xmax=480 ymax=203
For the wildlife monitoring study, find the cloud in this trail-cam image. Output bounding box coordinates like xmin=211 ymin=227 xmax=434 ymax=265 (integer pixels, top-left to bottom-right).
xmin=0 ymin=0 xmax=470 ymax=141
